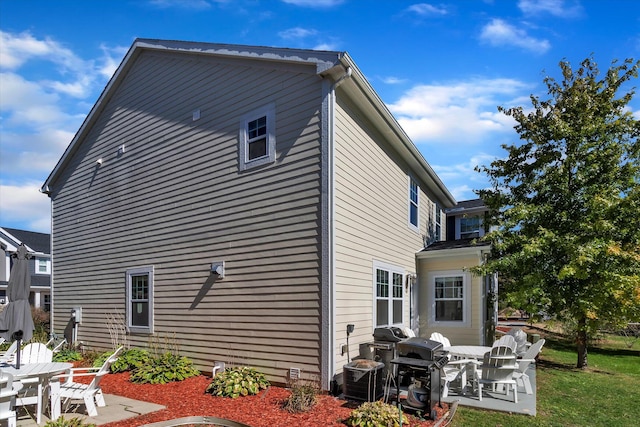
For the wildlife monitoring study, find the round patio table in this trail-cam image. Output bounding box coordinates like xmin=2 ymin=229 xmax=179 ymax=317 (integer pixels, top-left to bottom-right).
xmin=447 ymin=345 xmax=492 ymax=360
xmin=1 ymin=361 xmax=73 ymax=423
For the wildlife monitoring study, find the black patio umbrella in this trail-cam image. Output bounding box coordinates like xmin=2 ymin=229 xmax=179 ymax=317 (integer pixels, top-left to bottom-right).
xmin=0 ymin=244 xmax=35 ymax=368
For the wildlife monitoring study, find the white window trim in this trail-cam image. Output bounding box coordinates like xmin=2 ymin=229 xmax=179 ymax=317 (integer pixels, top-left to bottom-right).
xmin=408 ymin=176 xmax=419 ymax=231
xmin=125 ymin=266 xmax=154 ymax=334
xmin=36 ymin=257 xmax=51 ymax=274
xmin=373 ymin=261 xmax=405 ymax=328
xmin=239 ymin=102 xmax=276 ymax=171
xmin=427 ymin=270 xmax=471 ymax=328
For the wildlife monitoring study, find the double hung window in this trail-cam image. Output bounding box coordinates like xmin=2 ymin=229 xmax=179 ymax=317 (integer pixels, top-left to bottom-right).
xmin=239 ymin=103 xmax=276 ymax=171
xmin=409 ymin=178 xmax=419 ymax=229
xmin=427 ymin=271 xmax=470 ymax=327
xmin=374 ymin=263 xmax=404 ymax=327
xmin=126 ymin=266 xmax=154 ymax=333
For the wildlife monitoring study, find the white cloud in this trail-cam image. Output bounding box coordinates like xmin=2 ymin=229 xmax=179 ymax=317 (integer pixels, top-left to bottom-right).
xmin=518 ymin=0 xmax=583 ymax=18
xmin=480 ymin=19 xmax=550 ymax=54
xmin=406 ymin=3 xmax=448 ymax=16
xmin=432 ymin=153 xmax=498 ymax=201
xmin=281 ymin=0 xmax=344 ymax=7
xmin=148 ymin=0 xmax=213 ymax=10
xmin=0 ymin=182 xmax=51 ymax=233
xmin=382 ymin=76 xmax=408 ymax=85
xmin=0 ymin=31 xmax=123 ymax=232
xmin=278 ymin=27 xmax=318 ymax=39
xmin=313 ymin=43 xmax=339 ymax=51
xmin=98 ymin=44 xmax=130 ymax=80
xmin=389 ymin=78 xmax=527 ymax=144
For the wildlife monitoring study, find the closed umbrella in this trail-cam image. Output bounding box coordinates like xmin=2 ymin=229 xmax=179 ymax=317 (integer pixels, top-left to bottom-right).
xmin=0 ymin=244 xmax=35 ymax=368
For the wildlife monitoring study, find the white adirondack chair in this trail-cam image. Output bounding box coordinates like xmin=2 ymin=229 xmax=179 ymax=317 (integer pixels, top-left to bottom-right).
xmin=429 ymin=332 xmax=451 ymax=347
xmin=20 ymin=343 xmax=53 ymax=364
xmin=474 ymin=344 xmax=518 ymax=403
xmin=50 ymin=346 xmax=123 ymax=418
xmin=513 ymin=339 xmax=545 ymax=394
xmin=0 ymin=372 xmax=20 ymax=427
xmin=441 ymin=358 xmax=473 ymax=397
xmin=0 ymin=341 xmax=18 ymax=364
xmin=15 ymin=343 xmax=54 ymax=424
xmin=492 ymin=334 xmax=517 ymax=352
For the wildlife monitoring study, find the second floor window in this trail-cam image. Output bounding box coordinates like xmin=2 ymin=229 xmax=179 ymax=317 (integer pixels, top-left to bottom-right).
xmin=435 ymin=203 xmax=442 ymax=240
xmin=460 ymin=216 xmax=481 ymax=239
xmin=409 ymin=178 xmax=419 ymax=229
xmin=36 ymin=258 xmax=50 ymax=274
xmin=239 ymin=103 xmax=276 ymax=171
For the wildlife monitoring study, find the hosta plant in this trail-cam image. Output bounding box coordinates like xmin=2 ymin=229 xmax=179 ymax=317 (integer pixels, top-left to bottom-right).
xmin=52 ymin=348 xmax=82 ymax=363
xmin=130 ymin=352 xmax=200 ymax=384
xmin=345 ymin=401 xmax=404 ymax=427
xmin=110 ymin=348 xmax=151 ymax=373
xmin=205 ymin=366 xmax=269 ymax=398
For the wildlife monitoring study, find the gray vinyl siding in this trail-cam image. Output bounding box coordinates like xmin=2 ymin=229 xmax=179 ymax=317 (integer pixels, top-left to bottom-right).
xmin=49 ymin=50 xmax=324 ymax=383
xmin=332 ymin=97 xmax=432 ymax=370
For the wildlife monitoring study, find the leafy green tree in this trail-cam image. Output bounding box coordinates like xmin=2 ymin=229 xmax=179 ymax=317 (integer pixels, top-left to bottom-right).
xmin=476 ymin=57 xmax=640 ymax=369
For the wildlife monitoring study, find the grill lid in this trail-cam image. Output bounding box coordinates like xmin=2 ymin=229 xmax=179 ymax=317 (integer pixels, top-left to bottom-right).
xmin=397 ymin=338 xmax=446 ymax=360
xmin=373 ymin=326 xmax=408 ymax=342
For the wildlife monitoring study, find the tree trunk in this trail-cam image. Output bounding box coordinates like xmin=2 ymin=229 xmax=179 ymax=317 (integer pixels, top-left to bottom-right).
xmin=576 ymin=316 xmax=588 ymax=369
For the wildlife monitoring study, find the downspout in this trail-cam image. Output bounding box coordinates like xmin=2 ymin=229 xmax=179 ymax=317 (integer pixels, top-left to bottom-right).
xmin=321 ymin=65 xmax=352 ymax=392
xmin=41 ymin=187 xmax=55 ymax=340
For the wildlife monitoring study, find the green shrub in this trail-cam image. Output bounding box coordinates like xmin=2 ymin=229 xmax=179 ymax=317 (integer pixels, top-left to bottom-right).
xmin=52 ymin=348 xmax=82 ymax=363
xmin=92 ymin=350 xmax=116 ymax=368
xmin=130 ymin=352 xmax=199 ymax=384
xmin=44 ymin=415 xmax=96 ymax=427
xmin=110 ymin=348 xmax=151 ymax=373
xmin=282 ymin=380 xmax=319 ymax=413
xmin=205 ymin=366 xmax=270 ymax=398
xmin=345 ymin=401 xmax=404 ymax=427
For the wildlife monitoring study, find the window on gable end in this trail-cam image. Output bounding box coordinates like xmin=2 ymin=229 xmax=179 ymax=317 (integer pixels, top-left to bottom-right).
xmin=239 ymin=103 xmax=276 ymax=171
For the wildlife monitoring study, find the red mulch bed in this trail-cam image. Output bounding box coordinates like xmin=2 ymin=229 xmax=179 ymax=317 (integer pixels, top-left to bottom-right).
xmin=99 ymin=372 xmax=449 ymax=427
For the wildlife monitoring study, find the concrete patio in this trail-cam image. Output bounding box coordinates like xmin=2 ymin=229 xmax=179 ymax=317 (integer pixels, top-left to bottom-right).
xmin=16 ymin=393 xmax=165 ymax=426
xmin=441 ymin=363 xmax=537 ymax=416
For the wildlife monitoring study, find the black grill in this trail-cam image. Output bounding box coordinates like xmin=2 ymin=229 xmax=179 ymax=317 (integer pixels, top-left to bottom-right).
xmin=390 ymin=338 xmax=449 ymax=420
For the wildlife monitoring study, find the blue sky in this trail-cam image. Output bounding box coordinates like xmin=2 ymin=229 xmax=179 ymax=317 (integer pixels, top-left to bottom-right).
xmin=1 ymin=0 xmax=639 ymax=233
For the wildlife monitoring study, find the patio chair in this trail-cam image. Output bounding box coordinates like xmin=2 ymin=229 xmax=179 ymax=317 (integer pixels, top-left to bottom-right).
xmin=441 ymin=358 xmax=473 ymax=397
xmin=0 ymin=371 xmax=20 ymax=427
xmin=513 ymin=339 xmax=545 ymax=394
xmin=45 ymin=336 xmax=67 ymax=353
xmin=473 ymin=344 xmax=518 ymax=403
xmin=506 ymin=327 xmax=529 ymax=357
xmin=50 ymin=346 xmax=123 ymax=417
xmin=20 ymin=342 xmax=53 ymax=364
xmin=0 ymin=341 xmax=18 ymax=364
xmin=429 ymin=332 xmax=451 ymax=347
xmin=51 ymin=338 xmax=67 ymax=353
xmin=14 ymin=342 xmax=54 ymax=423
xmin=492 ymin=334 xmax=517 ymax=351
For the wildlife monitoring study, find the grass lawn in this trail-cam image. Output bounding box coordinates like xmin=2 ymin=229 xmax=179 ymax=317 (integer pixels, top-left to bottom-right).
xmin=450 ymin=329 xmax=640 ymax=427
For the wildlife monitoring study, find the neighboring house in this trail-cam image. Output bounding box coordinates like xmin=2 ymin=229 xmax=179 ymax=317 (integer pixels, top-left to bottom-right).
xmin=41 ymin=39 xmax=457 ymax=390
xmin=0 ymin=227 xmax=52 ymax=311
xmin=417 ymin=199 xmax=497 ymax=346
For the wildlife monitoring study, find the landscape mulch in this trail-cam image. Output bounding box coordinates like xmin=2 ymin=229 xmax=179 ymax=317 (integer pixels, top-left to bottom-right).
xmin=99 ymin=372 xmax=449 ymax=427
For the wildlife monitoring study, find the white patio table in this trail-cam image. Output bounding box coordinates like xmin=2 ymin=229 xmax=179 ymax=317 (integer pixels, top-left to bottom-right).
xmin=447 ymin=345 xmax=492 ymax=360
xmin=1 ymin=361 xmax=73 ymax=424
